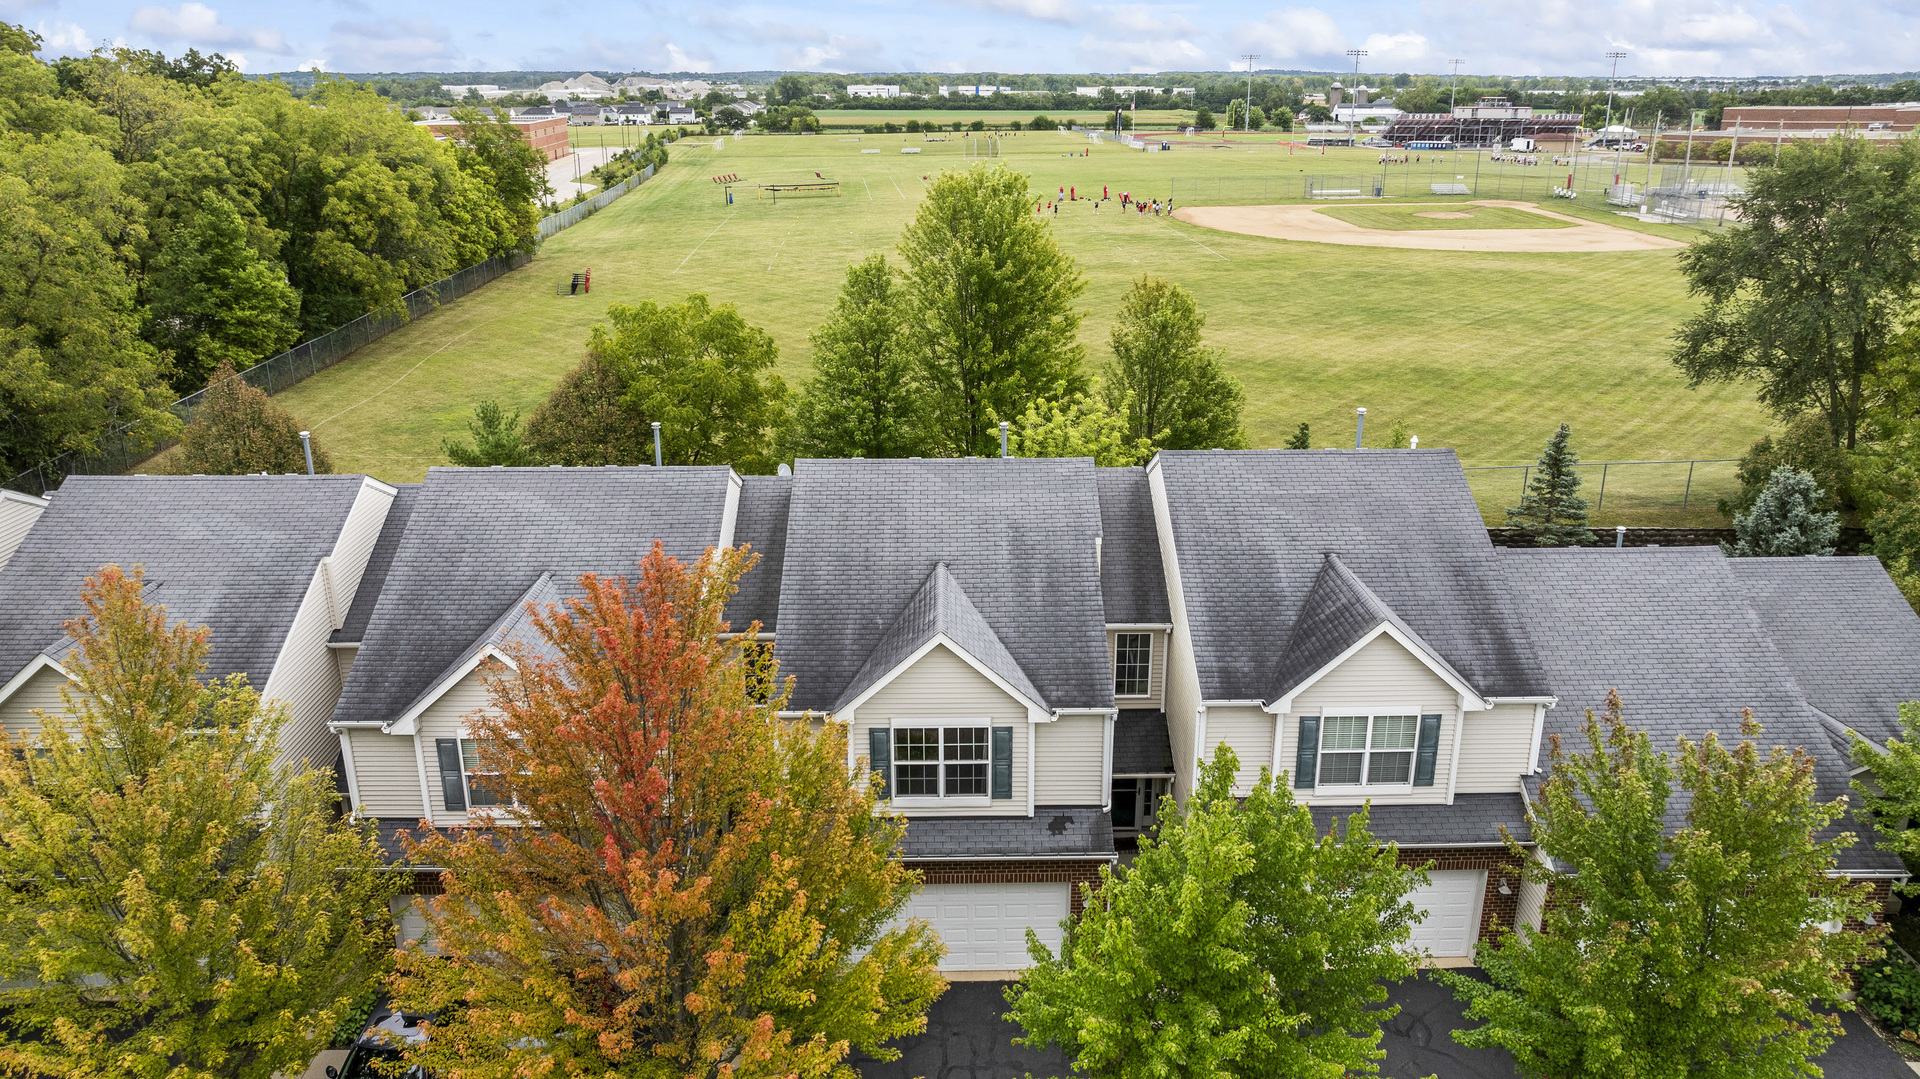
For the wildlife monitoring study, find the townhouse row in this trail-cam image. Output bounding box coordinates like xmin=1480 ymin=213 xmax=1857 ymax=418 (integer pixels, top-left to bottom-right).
xmin=1 ymin=451 xmax=1914 ymax=975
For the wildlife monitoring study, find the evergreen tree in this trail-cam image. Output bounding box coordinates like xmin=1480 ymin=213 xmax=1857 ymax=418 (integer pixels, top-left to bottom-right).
xmin=1103 ymin=276 xmax=1248 ymax=451
xmin=1006 ymin=744 xmax=1422 ymax=1079
xmin=787 ymin=254 xmax=928 ymax=459
xmin=1506 ymin=423 xmax=1594 ymax=546
xmin=443 ymin=399 xmax=541 ymax=466
xmin=1443 ymin=692 xmax=1882 ymax=1079
xmin=1726 ymin=466 xmax=1840 ymax=556
xmin=144 ymin=192 xmax=301 ymax=390
xmin=1286 ymin=422 xmax=1311 ymax=449
xmin=171 ymin=361 xmax=331 ymax=475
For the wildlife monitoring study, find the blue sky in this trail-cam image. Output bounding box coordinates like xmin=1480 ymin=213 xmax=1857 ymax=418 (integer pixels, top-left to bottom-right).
xmin=8 ymin=0 xmax=1917 ymax=79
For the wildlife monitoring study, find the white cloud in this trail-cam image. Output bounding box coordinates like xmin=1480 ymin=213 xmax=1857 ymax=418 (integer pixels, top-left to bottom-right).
xmin=664 ymin=42 xmax=715 ymax=72
xmin=782 ymin=35 xmax=887 ymax=71
xmin=1101 ymin=5 xmax=1200 ymax=35
xmin=1361 ymin=30 xmax=1429 ymax=66
xmin=327 ymin=17 xmax=458 ymax=71
xmin=35 ymin=19 xmax=91 ymax=54
xmin=1229 ymin=7 xmax=1346 ymax=64
xmin=127 ymin=3 xmax=289 ymax=54
xmin=1076 ymin=33 xmax=1207 ymax=72
xmin=939 ymin=0 xmax=1083 ymax=25
xmin=299 ymin=57 xmax=327 ymax=71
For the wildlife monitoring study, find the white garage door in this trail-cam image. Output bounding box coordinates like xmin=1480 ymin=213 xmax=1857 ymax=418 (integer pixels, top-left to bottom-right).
xmin=900 ymin=882 xmax=1071 ymax=971
xmin=1407 ymin=869 xmax=1486 ymax=958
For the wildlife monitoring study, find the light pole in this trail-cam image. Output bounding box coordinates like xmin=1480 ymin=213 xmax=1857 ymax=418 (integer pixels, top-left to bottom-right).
xmin=1345 ymin=49 xmax=1367 ymax=142
xmin=1242 ymin=54 xmax=1260 ymax=132
xmin=1603 ymin=50 xmax=1628 ymax=141
xmin=1448 ymin=58 xmax=1464 ymax=112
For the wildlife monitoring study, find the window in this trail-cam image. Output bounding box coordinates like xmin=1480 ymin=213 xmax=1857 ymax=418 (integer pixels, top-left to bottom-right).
xmin=894 ymin=726 xmax=989 ymax=797
xmin=1114 ymin=633 xmax=1152 ymax=697
xmin=1318 ymin=714 xmax=1418 ymax=788
xmin=460 ymin=737 xmax=504 ymax=807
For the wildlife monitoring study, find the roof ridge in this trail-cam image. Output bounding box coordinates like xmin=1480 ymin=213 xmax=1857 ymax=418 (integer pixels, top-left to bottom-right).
xmin=832 ymin=562 xmax=1047 ymax=713
xmin=1267 ymin=553 xmax=1477 ymax=705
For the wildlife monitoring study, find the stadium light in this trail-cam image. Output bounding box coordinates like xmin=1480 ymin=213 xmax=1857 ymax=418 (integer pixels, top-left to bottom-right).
xmin=1242 ymin=54 xmax=1260 ymax=133
xmin=1345 ymin=50 xmax=1368 ymax=142
xmin=1448 ymin=59 xmax=1464 ymax=112
xmin=1604 ymin=50 xmax=1629 ymax=136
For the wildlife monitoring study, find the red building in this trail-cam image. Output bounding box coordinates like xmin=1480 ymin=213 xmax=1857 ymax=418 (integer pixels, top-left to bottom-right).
xmin=417 ymin=115 xmax=570 ymax=162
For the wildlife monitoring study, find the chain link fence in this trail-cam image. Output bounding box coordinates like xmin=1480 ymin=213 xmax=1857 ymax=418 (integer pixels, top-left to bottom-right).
xmin=8 ymin=162 xmax=659 ymax=496
xmin=1464 ymin=458 xmax=1742 ymax=524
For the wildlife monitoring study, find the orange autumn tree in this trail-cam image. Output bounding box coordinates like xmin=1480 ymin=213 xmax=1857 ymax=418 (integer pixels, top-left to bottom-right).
xmin=390 ymin=542 xmax=945 ymax=1078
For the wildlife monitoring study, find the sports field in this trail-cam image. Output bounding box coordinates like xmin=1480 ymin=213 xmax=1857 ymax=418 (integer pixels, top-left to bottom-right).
xmin=1316 ymin=205 xmax=1577 ymax=230
xmin=272 ymin=131 xmax=1768 ymax=524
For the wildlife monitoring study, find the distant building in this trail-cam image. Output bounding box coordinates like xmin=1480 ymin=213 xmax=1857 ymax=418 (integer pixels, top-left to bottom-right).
xmin=665 ymin=107 xmax=697 ymax=125
xmin=939 ymin=85 xmax=1013 ymax=97
xmin=568 ymin=104 xmax=602 ymax=125
xmin=417 ymin=114 xmax=569 ymax=162
xmin=440 ymin=83 xmax=512 ymax=100
xmin=1074 ymin=85 xmax=1194 ymax=96
xmin=1721 ymin=103 xmax=1920 ymax=137
xmin=602 ymin=104 xmax=654 ymax=125
xmin=733 ymin=99 xmax=765 ymax=116
xmin=1332 ymin=103 xmax=1403 ymax=125
xmin=615 ymin=76 xmax=712 ymax=98
xmin=534 ymin=73 xmax=616 ymax=101
xmin=847 ymin=84 xmax=902 ymax=98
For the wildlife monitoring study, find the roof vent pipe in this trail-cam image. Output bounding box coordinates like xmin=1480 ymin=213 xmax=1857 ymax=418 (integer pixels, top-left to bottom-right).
xmin=777 ymin=462 xmax=791 ymax=477
xmin=1354 ymin=408 xmax=1366 ymax=449
xmin=999 ymin=421 xmax=1010 ymax=459
xmin=1615 ymin=525 xmax=1626 ymax=548
xmin=652 ymin=421 xmax=663 ymax=467
xmin=299 ymin=431 xmax=314 ymax=475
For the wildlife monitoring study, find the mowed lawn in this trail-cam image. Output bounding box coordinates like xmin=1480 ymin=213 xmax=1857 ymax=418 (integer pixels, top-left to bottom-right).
xmin=272 ymin=132 xmax=1767 ymax=523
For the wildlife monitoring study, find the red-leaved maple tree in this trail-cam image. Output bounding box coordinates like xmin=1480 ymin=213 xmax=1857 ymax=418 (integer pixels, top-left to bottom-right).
xmin=390 ymin=542 xmax=945 ymax=1078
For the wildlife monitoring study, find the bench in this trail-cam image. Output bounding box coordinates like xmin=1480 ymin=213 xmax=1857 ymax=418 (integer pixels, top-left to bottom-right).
xmin=1431 ymin=183 xmax=1471 ymax=195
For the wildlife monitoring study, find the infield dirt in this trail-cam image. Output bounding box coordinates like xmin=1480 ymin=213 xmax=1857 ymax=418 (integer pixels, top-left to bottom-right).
xmin=1173 ymin=199 xmax=1689 ymax=253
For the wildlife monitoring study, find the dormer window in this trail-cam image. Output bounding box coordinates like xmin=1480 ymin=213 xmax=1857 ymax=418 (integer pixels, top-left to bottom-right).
xmin=1114 ymin=633 xmax=1152 ymax=697
xmin=1319 ymin=714 xmax=1417 ymax=786
xmin=895 ymin=726 xmax=989 ymax=797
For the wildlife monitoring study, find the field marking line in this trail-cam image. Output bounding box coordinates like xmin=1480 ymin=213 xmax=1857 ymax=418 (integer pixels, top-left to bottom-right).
xmin=863 ymin=177 xmax=873 ymax=200
xmin=310 ymin=318 xmax=496 ymax=429
xmin=889 ymin=173 xmax=905 ymax=200
xmin=1152 ymin=216 xmax=1229 ymax=261
xmin=674 ymin=209 xmax=739 ymax=274
xmin=767 ymin=229 xmax=793 ymax=272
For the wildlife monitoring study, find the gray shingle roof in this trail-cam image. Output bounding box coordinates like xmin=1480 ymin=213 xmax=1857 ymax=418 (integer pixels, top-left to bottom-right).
xmin=774 ymin=459 xmax=1111 ymax=713
xmin=900 ymin=806 xmax=1115 ymax=859
xmin=1728 ymin=556 xmax=1920 ymax=746
xmin=0 ymin=475 xmax=368 ymax=690
xmin=1154 ymin=450 xmax=1548 ymax=702
xmin=330 ymin=466 xmax=733 ymax=727
xmin=1094 ymin=467 xmax=1170 ymax=625
xmin=1114 ymin=709 xmax=1174 ymax=774
xmin=396 ymin=573 xmax=564 ymax=721
xmin=836 ymin=563 xmax=1045 ymax=712
xmin=725 ymin=475 xmax=790 ymax=633
xmin=1271 ymin=553 xmax=1475 ymax=704
xmin=333 ymin=483 xmax=421 ymax=644
xmin=1311 ymin=793 xmax=1532 ymax=847
xmin=1500 ymin=546 xmax=1903 ymax=874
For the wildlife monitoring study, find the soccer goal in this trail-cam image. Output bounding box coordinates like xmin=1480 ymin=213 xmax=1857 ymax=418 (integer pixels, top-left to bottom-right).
xmin=756 ymin=182 xmax=841 ymax=202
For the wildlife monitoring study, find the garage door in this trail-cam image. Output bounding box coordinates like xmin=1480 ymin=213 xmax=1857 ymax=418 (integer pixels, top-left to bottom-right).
xmin=900 ymin=882 xmax=1071 ymax=971
xmin=1407 ymin=869 xmax=1486 ymax=958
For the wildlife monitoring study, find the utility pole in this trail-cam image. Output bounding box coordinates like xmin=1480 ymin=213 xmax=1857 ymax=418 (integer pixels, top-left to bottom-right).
xmin=1603 ymin=50 xmax=1628 ymax=139
xmin=1242 ymin=54 xmax=1260 ymax=133
xmin=1345 ymin=49 xmax=1367 ymax=142
xmin=1448 ymin=58 xmax=1464 ymax=111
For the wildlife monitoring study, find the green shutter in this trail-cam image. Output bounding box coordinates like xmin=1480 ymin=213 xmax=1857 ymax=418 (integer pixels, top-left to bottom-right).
xmin=1413 ymin=714 xmax=1442 ymax=787
xmin=869 ymin=727 xmax=892 ymax=800
xmin=435 ymin=738 xmax=466 ymax=811
xmin=1294 ymin=717 xmax=1319 ymax=789
xmin=991 ymin=726 xmax=1014 ymax=799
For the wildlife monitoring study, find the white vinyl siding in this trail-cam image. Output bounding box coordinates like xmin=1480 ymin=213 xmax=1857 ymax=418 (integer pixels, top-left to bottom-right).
xmin=1453 ymin=703 xmax=1539 ymax=793
xmin=1146 ymin=465 xmax=1202 ymax=803
xmin=331 ymin=646 xmax=357 ymax=684
xmin=847 ymin=644 xmax=1029 ymax=818
xmin=1033 ymin=714 xmax=1107 ymax=804
xmin=1203 ymin=704 xmax=1275 ymax=795
xmin=1515 ymin=874 xmax=1548 ymax=933
xmin=1107 ymin=628 xmax=1166 ymax=706
xmin=415 ymin=670 xmax=500 ymax=825
xmin=1279 ymin=635 xmax=1457 ymax=805
xmin=0 ymin=493 xmax=46 ymax=578
xmin=0 ymin=665 xmax=75 ymax=739
xmin=346 ymin=728 xmax=428 ymax=819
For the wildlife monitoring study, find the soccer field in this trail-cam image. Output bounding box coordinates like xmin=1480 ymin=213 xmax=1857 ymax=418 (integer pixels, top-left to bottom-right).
xmin=271 ymin=131 xmax=1767 ymax=523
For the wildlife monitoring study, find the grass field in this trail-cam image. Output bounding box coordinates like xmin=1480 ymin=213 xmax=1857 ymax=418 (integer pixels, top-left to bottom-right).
xmin=1316 ymin=205 xmax=1578 ymax=231
xmin=272 ymin=132 xmax=1769 ymax=524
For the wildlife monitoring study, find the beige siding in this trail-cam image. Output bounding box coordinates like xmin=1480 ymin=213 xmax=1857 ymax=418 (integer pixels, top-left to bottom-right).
xmin=347 ymin=728 xmax=427 ymax=819
xmin=1453 ymin=703 xmax=1537 ymax=794
xmin=331 ymin=646 xmax=357 ymax=684
xmin=1203 ymin=705 xmax=1275 ymax=795
xmin=0 ymin=494 xmax=46 ymax=579
xmin=414 ymin=669 xmax=500 ymax=826
xmin=325 ymin=482 xmax=399 ymax=628
xmin=1034 ymin=715 xmax=1107 ymax=805
xmin=0 ymin=665 xmax=75 ymax=739
xmin=1147 ymin=465 xmax=1201 ymax=802
xmin=1278 ymin=634 xmax=1459 ymax=806
xmin=847 ymin=644 xmax=1031 ymax=818
xmin=1107 ymin=628 xmax=1167 ymax=709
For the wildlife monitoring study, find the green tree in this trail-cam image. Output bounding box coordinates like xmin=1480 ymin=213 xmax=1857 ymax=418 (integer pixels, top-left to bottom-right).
xmin=0 ymin=566 xmax=400 ymax=1078
xmin=144 ymin=192 xmax=301 ymax=389
xmin=1006 ymin=744 xmax=1422 ymax=1079
xmin=1505 ymin=423 xmax=1595 ymax=546
xmin=443 ymin=399 xmax=541 ymax=466
xmin=787 ymin=254 xmax=928 ymax=459
xmin=1670 ymin=134 xmax=1920 ymax=450
xmin=1443 ymin=692 xmax=1883 ymax=1079
xmin=1725 ymin=466 xmax=1840 ymax=556
xmin=1195 ymin=105 xmax=1217 ymax=130
xmin=1006 ymin=383 xmax=1152 ymax=465
xmin=585 ymin=294 xmax=791 ymax=473
xmin=171 ymin=360 xmax=332 ymax=475
xmin=451 ymin=106 xmax=552 ymax=252
xmin=1853 ymin=701 xmax=1920 ymax=885
xmin=1103 ymin=275 xmax=1249 ymax=451
xmin=389 ymin=544 xmax=945 ymax=1078
xmin=1286 ymin=422 xmax=1311 ymax=449
xmin=1721 ymin=411 xmax=1854 ymax=517
xmin=524 ymin=352 xmax=637 ymax=466
xmin=899 ymin=165 xmax=1086 ymax=457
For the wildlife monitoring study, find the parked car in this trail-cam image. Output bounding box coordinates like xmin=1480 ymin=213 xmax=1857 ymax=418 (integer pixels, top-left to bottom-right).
xmin=328 ymin=1009 xmax=430 ymax=1079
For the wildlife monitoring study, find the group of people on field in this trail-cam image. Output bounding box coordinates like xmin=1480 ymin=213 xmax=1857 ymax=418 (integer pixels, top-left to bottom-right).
xmin=1034 ymin=185 xmax=1174 ymax=218
xmin=1377 ymin=153 xmax=1444 ymax=165
xmin=1490 ymin=153 xmax=1544 ymax=166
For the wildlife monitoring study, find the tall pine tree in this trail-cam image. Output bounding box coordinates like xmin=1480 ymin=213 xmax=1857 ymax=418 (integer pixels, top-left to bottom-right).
xmin=1506 ymin=423 xmax=1594 ymax=547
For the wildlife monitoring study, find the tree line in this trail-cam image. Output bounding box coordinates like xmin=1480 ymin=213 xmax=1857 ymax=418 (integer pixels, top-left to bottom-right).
xmin=0 ymin=23 xmax=551 ymax=482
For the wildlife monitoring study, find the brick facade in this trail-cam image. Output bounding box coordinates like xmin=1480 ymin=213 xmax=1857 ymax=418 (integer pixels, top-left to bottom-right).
xmin=912 ymin=859 xmax=1111 ymax=914
xmin=1399 ymin=845 xmax=1530 ymax=942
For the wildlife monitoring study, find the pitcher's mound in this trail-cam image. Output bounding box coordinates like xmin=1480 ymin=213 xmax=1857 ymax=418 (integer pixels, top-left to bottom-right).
xmin=1172 ymin=199 xmax=1688 ymax=253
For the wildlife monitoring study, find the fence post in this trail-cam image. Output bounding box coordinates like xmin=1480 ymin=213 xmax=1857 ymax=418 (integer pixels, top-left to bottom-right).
xmin=1519 ymin=466 xmax=1530 ymax=500
xmin=1597 ymin=463 xmax=1608 ymax=512
xmin=1682 ymin=460 xmax=1695 ymax=508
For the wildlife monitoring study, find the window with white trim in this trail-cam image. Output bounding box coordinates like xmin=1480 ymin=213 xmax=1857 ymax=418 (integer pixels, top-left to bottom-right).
xmin=1319 ymin=714 xmax=1418 ymax=787
xmin=1114 ymin=633 xmax=1152 ymax=697
xmin=894 ymin=726 xmax=989 ymax=797
xmin=460 ymin=737 xmax=505 ymax=807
